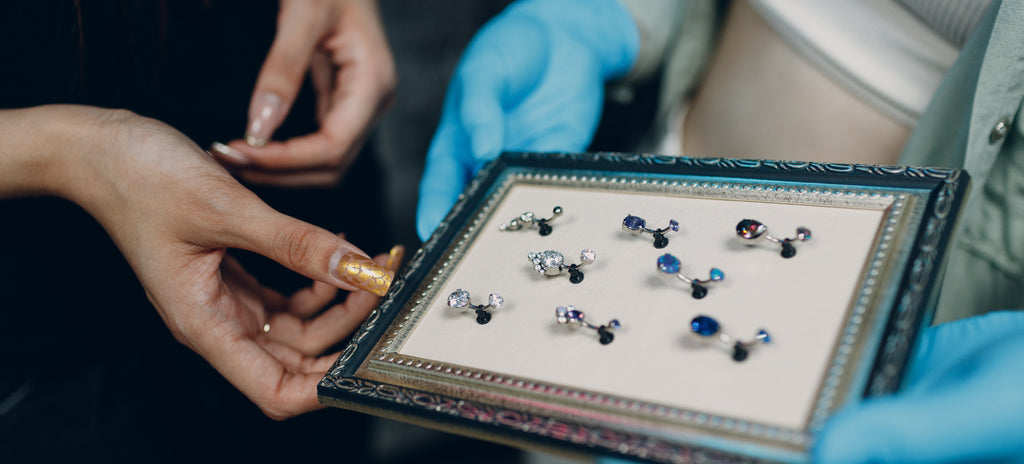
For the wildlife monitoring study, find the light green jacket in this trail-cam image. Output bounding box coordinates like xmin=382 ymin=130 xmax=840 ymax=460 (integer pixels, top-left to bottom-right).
xmin=619 ymin=0 xmax=1024 ymax=323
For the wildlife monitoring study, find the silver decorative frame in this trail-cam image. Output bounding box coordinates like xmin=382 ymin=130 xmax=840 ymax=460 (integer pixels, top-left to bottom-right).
xmin=319 ymin=152 xmax=969 ymax=464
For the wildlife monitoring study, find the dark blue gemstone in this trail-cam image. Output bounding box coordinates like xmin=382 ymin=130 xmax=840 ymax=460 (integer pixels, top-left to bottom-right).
xmin=690 ymin=316 xmax=720 ymax=337
xmin=609 ymin=319 xmax=621 ymax=330
xmin=623 ymin=215 xmax=646 ymax=231
xmin=669 ymin=219 xmax=679 ymax=232
xmin=657 ymin=254 xmax=680 ymax=274
xmin=758 ymin=329 xmax=771 ymax=344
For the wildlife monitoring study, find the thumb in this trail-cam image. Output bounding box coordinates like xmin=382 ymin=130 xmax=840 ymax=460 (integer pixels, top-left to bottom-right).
xmin=245 ymin=3 xmax=325 ymax=147
xmin=230 ymin=203 xmax=394 ymax=297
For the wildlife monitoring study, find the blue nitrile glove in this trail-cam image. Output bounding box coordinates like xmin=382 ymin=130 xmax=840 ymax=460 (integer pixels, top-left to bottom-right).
xmin=813 ymin=310 xmax=1024 ymax=463
xmin=415 ymin=0 xmax=639 ymax=241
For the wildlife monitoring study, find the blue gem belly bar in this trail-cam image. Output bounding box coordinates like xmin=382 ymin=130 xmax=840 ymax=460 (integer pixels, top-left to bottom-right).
xmin=689 ymin=315 xmax=770 ymax=362
xmin=656 ymin=253 xmax=724 ymax=299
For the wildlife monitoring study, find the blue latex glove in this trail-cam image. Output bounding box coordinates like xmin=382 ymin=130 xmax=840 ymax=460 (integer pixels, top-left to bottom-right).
xmin=813 ymin=310 xmax=1024 ymax=463
xmin=415 ymin=0 xmax=639 ymax=241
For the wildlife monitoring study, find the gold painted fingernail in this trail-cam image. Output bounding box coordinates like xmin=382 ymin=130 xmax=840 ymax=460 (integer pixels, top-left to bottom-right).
xmin=331 ymin=251 xmax=394 ymax=297
xmin=386 ymin=244 xmax=405 ymax=272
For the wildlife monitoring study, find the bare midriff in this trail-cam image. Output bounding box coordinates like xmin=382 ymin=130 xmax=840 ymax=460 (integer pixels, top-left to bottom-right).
xmin=682 ymin=0 xmax=908 ymax=165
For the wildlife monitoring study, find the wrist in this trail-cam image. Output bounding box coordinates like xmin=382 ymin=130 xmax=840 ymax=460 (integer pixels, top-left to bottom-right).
xmin=509 ymin=0 xmax=640 ymax=79
xmin=0 ymin=105 xmax=84 ymax=199
xmin=0 ymin=105 xmax=129 ymax=207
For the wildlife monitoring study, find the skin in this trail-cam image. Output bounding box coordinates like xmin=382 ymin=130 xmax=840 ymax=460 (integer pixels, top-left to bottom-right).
xmin=211 ymin=0 xmax=397 ymax=187
xmin=0 ymin=105 xmax=400 ymax=419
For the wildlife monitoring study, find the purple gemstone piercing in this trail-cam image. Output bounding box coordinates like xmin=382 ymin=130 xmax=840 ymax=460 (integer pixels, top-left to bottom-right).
xmin=622 ymin=214 xmax=679 ymax=248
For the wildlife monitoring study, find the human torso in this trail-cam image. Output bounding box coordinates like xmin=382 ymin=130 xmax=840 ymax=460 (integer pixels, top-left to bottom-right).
xmin=680 ymin=0 xmax=979 ymax=165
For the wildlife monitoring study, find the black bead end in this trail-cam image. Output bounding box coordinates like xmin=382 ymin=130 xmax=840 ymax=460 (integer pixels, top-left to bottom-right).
xmin=537 ymin=221 xmax=552 ymax=236
xmin=568 ymin=268 xmax=584 ymax=284
xmin=475 ymin=309 xmax=491 ymax=325
xmin=691 ymin=283 xmax=708 ymax=299
xmin=598 ymin=327 xmax=614 ymax=345
xmin=732 ymin=342 xmax=749 ymax=362
xmin=653 ymin=233 xmax=669 ymax=249
xmin=781 ymin=242 xmax=796 ymax=258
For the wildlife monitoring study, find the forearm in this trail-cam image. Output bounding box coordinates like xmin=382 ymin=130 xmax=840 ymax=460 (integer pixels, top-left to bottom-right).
xmin=0 ymin=105 xmax=110 ymax=201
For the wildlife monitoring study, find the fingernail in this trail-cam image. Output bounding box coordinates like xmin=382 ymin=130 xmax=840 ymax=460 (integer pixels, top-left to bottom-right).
xmin=246 ymin=92 xmax=283 ymax=147
xmin=209 ymin=142 xmax=249 ymax=165
xmin=386 ymin=244 xmax=405 ymax=272
xmin=329 ymin=249 xmax=394 ymax=297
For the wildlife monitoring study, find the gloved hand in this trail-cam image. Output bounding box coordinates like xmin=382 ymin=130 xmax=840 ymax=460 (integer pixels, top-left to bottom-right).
xmin=415 ymin=0 xmax=639 ymax=241
xmin=814 ymin=310 xmax=1024 ymax=463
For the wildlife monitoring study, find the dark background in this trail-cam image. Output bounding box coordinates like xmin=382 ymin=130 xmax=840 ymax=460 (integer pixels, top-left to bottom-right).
xmin=0 ymin=1 xmax=653 ymax=462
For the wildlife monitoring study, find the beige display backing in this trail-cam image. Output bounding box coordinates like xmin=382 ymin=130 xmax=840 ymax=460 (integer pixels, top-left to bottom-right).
xmin=394 ymin=181 xmax=890 ymax=432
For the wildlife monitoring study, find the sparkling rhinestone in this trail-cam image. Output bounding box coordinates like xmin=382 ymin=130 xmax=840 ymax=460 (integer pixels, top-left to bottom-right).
xmin=555 ymin=306 xmax=570 ymax=324
xmin=758 ymin=329 xmax=771 ymax=344
xmin=690 ymin=315 xmax=721 ymax=337
xmin=580 ymin=249 xmax=596 ymax=263
xmin=709 ymin=268 xmax=725 ymax=281
xmin=520 ymin=211 xmax=535 ymax=223
xmin=669 ymin=219 xmax=680 ymax=232
xmin=657 ymin=254 xmax=680 ymax=274
xmin=568 ymin=308 xmax=584 ymax=321
xmin=541 ymin=250 xmax=563 ymax=269
xmin=622 ymin=215 xmax=646 ymax=231
xmin=737 ymin=219 xmax=767 ymax=241
xmin=488 ymin=294 xmax=503 ymax=309
xmin=797 ymin=227 xmax=812 ymax=241
xmin=609 ymin=319 xmax=621 ymax=330
xmin=447 ymin=289 xmax=469 ymax=308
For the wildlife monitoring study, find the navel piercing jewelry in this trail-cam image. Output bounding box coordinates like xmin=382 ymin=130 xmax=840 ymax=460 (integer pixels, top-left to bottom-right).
xmin=500 ymin=206 xmax=564 ymax=236
xmin=656 ymin=253 xmax=724 ymax=299
xmin=528 ymin=249 xmax=596 ymax=284
xmin=555 ymin=305 xmax=621 ymax=345
xmin=447 ymin=288 xmax=503 ymax=324
xmin=736 ymin=219 xmax=811 ymax=258
xmin=622 ymin=214 xmax=679 ymax=248
xmin=689 ymin=315 xmax=770 ymax=362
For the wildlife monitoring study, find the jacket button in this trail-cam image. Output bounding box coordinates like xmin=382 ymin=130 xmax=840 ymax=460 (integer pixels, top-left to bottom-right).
xmin=989 ymin=118 xmax=1009 ymax=143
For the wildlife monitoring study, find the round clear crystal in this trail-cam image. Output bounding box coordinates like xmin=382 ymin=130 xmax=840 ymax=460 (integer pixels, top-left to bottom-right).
xmin=541 ymin=250 xmax=563 ymax=268
xmin=488 ymin=294 xmax=503 ymax=309
xmin=447 ymin=289 xmax=470 ymax=308
xmin=580 ymin=249 xmax=596 ymax=263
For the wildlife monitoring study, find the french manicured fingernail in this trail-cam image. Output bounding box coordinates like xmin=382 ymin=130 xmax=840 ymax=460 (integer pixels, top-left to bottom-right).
xmin=386 ymin=244 xmax=405 ymax=272
xmin=209 ymin=142 xmax=249 ymax=165
xmin=246 ymin=92 xmax=283 ymax=147
xmin=330 ymin=249 xmax=394 ymax=297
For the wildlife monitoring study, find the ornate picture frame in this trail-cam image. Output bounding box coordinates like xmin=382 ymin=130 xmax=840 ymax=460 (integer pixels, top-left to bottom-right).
xmin=319 ymin=152 xmax=969 ymax=463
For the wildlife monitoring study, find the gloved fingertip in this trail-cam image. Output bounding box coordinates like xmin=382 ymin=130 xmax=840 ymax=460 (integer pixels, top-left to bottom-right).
xmin=416 ymin=205 xmax=447 ymax=242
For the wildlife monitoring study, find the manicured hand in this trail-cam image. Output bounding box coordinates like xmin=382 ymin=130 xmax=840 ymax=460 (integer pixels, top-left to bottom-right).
xmin=49 ymin=106 xmax=399 ymax=418
xmin=211 ymin=0 xmax=396 ymax=187
xmin=415 ymin=0 xmax=639 ymax=241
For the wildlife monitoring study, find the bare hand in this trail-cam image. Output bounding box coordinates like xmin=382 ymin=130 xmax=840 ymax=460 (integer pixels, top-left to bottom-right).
xmin=61 ymin=107 xmax=399 ymax=418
